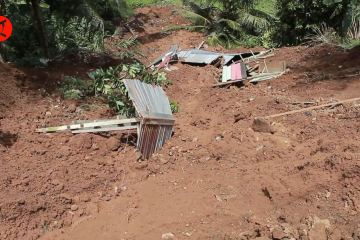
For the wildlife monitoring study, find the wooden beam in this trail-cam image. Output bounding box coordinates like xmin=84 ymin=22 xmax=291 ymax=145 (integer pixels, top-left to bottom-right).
xmin=71 ymin=126 xmax=137 ymax=134
xmin=36 ymin=118 xmax=141 ymax=133
xmin=198 ymin=41 xmax=205 ymax=49
xmin=265 ymin=97 xmax=360 ymax=119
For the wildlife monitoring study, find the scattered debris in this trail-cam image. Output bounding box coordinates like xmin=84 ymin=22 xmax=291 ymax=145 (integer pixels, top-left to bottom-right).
xmin=36 ymin=80 xmax=175 ymax=159
xmin=215 ymin=195 xmax=223 ymax=202
xmin=262 ymin=187 xmax=273 ymax=202
xmin=148 ymin=45 xmax=178 ymax=68
xmin=292 ymin=101 xmax=317 ymax=105
xmin=162 ymin=232 xmax=175 ymax=239
xmin=148 ymin=44 xmax=285 ymax=85
xmin=256 ymin=145 xmax=265 ymax=151
xmin=36 ymin=118 xmax=140 ymax=133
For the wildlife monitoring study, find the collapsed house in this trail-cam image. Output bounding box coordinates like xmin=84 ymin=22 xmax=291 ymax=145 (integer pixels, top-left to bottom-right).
xmin=36 ymin=79 xmax=175 ymax=159
xmin=148 ymin=45 xmax=287 ymax=87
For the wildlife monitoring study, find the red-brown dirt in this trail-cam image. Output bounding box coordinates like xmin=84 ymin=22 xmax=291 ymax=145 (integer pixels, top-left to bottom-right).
xmin=0 ymin=5 xmax=360 ymax=240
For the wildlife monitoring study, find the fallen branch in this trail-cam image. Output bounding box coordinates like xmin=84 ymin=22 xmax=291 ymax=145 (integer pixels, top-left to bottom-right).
xmin=340 ymin=73 xmax=360 ymax=78
xmin=265 ymin=97 xmax=360 ymax=119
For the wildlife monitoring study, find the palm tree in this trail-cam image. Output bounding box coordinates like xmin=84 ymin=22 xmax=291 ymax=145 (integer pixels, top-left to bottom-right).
xmin=167 ymin=0 xmax=275 ymax=49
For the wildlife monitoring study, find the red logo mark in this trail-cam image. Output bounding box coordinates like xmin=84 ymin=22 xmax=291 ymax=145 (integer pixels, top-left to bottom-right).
xmin=0 ymin=16 xmax=12 ymax=41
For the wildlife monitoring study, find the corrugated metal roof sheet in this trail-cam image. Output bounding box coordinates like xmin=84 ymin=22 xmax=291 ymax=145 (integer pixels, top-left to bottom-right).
xmin=123 ymin=79 xmax=175 ymax=159
xmin=185 ymin=53 xmax=221 ymax=64
xmin=178 ymin=49 xmax=262 ymax=65
xmin=123 ymin=79 xmax=174 ymax=120
xmin=222 ymin=66 xmax=232 ymax=82
xmin=178 ymin=49 xmax=220 ymax=59
xmin=178 ymin=49 xmax=221 ymax=64
xmin=148 ymin=45 xmax=178 ymax=68
xmin=223 ymin=54 xmax=237 ymax=65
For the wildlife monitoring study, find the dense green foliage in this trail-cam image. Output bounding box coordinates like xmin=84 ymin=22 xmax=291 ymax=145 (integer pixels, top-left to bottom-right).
xmin=89 ymin=62 xmax=171 ymax=116
xmin=59 ymin=76 xmax=91 ymax=99
xmin=275 ymin=0 xmax=346 ymax=45
xmin=1 ymin=0 xmax=360 ymax=66
xmin=167 ymin=0 xmax=275 ymax=49
xmin=1 ymin=0 xmax=133 ymax=65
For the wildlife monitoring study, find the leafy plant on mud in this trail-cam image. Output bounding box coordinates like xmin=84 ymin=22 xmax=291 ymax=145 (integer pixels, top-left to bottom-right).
xmin=108 ymin=37 xmax=146 ymax=60
xmin=170 ymin=101 xmax=180 ymax=113
xmin=305 ymin=16 xmax=360 ymax=49
xmin=59 ymin=76 xmax=91 ymax=99
xmin=89 ymin=62 xmax=172 ymax=117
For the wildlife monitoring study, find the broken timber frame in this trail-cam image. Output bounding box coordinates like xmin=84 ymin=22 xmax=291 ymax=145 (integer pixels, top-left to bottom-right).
xmin=36 ymin=118 xmax=140 ymax=133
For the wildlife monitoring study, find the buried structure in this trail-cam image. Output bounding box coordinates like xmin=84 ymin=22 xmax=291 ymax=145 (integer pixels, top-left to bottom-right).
xmin=149 ymin=45 xmax=288 ymax=87
xmin=36 ymin=79 xmax=175 ymax=159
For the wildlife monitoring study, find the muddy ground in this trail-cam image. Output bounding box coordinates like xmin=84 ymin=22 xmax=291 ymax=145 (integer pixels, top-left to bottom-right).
xmin=1 ymin=5 xmax=360 ymax=240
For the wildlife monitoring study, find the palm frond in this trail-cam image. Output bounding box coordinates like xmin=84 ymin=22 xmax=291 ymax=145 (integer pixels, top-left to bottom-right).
xmin=348 ymin=16 xmax=360 ymax=39
xmin=173 ymin=9 xmax=210 ymax=25
xmin=248 ymin=9 xmax=276 ymax=23
xmin=241 ymin=11 xmax=270 ymax=29
xmin=217 ymin=19 xmax=241 ymax=31
xmin=188 ymin=1 xmax=208 ymax=18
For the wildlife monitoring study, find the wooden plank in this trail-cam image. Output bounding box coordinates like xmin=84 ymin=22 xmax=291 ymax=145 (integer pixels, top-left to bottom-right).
xmin=225 ymin=66 xmax=232 ymax=81
xmin=198 ymin=41 xmax=205 ymax=49
xmin=241 ymin=62 xmax=247 ymax=79
xmin=36 ymin=118 xmax=141 ymax=133
xmin=222 ymin=66 xmax=227 ymax=82
xmin=71 ymin=125 xmax=138 ymax=134
xmin=259 ymin=60 xmax=286 ymax=73
xmin=248 ymin=64 xmax=259 ymax=73
xmin=265 ymin=97 xmax=360 ymax=119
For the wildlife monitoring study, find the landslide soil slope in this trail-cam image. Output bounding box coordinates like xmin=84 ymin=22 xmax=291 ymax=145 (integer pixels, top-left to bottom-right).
xmin=0 ymin=5 xmax=360 ymax=240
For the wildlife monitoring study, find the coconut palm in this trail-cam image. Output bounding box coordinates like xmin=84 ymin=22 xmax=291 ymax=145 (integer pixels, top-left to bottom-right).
xmin=167 ymin=0 xmax=275 ymax=49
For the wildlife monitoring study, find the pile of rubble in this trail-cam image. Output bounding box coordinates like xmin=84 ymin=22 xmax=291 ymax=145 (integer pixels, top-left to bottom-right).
xmin=148 ymin=44 xmax=287 ymax=87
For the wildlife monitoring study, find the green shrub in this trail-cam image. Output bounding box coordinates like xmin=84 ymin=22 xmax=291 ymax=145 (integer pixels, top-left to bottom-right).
xmin=170 ymin=101 xmax=179 ymax=113
xmin=59 ymin=76 xmax=90 ymax=99
xmin=276 ymin=0 xmax=346 ymax=45
xmin=89 ymin=62 xmax=172 ymax=117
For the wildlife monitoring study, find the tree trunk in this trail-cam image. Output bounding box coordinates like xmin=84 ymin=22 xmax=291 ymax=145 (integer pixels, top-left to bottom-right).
xmin=30 ymin=0 xmax=50 ymax=58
